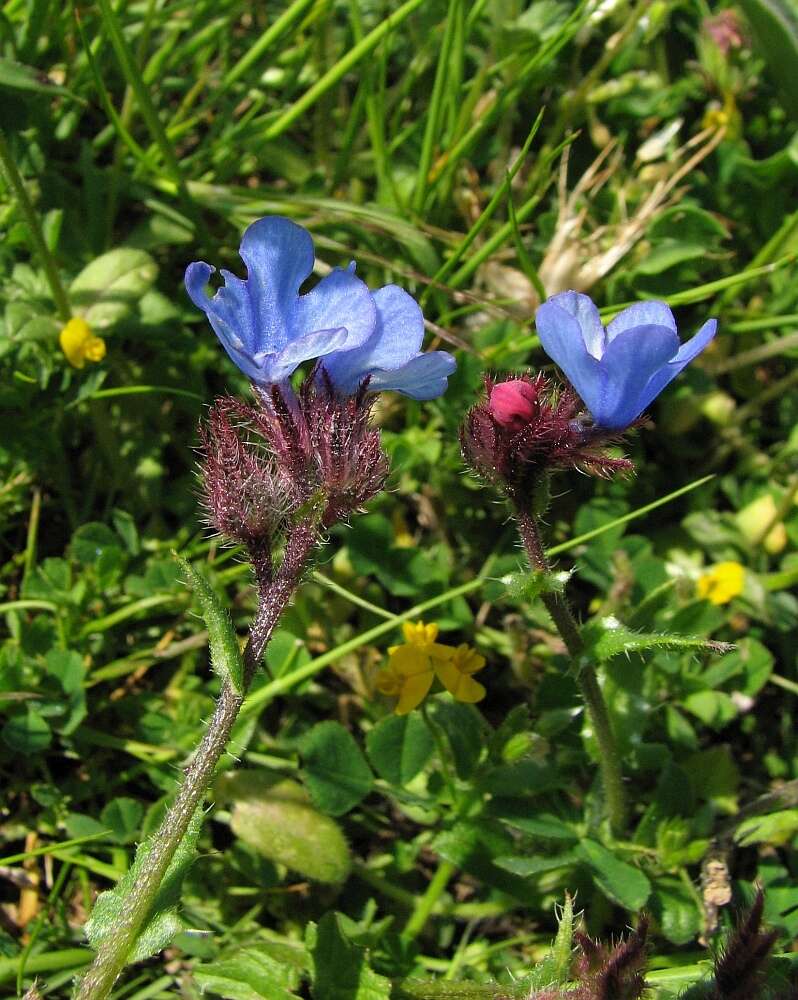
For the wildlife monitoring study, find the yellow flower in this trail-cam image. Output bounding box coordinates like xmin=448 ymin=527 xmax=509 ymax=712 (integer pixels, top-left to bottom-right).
xmin=434 ymin=644 xmax=487 ymax=704
xmin=59 ymin=317 xmax=106 ymax=369
xmin=696 ymin=561 xmax=745 ymax=605
xmin=376 ymin=621 xmax=487 ymax=715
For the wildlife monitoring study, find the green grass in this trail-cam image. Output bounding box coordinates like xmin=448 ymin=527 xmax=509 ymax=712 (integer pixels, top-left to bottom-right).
xmin=2 ymin=0 xmax=798 ymax=997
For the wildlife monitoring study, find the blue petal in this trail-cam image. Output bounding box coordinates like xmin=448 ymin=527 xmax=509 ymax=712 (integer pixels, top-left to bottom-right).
xmin=366 ymin=351 xmax=456 ymax=400
xmin=322 ymin=285 xmax=424 ymax=394
xmin=185 ymin=261 xmax=265 ymax=380
xmin=593 ymin=324 xmax=680 ymax=428
xmin=545 ymin=291 xmax=606 ymax=358
xmin=185 ymin=217 xmax=316 ymax=363
xmin=291 ymin=266 xmax=376 ymax=359
xmin=672 ymin=317 xmax=717 ymax=364
xmin=237 ymin=217 xmax=315 ymax=353
xmin=635 ymin=317 xmax=718 ymax=409
xmin=267 ymin=326 xmax=352 ymax=383
xmin=186 ymin=216 xmax=378 ymax=385
xmin=185 ymin=261 xmax=246 ymax=348
xmin=606 ymin=301 xmax=676 ymax=344
xmin=536 ymin=298 xmax=603 ymax=414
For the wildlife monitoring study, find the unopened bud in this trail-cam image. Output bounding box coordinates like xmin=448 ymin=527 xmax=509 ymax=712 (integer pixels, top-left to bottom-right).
xmin=489 ymin=379 xmax=539 ymax=431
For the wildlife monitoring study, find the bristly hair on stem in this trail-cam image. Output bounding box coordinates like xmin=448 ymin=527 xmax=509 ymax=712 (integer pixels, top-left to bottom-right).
xmin=572 ymin=916 xmax=649 ymax=1000
xmin=460 ymin=373 xmax=634 ymax=501
xmin=710 ymin=889 xmax=779 ymax=1000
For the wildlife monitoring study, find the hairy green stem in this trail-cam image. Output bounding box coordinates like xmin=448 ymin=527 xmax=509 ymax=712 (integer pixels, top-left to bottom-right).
xmin=0 ymin=129 xmax=71 ymax=322
xmin=514 ymin=506 xmax=627 ymax=834
xmin=74 ymin=522 xmax=319 ymax=1000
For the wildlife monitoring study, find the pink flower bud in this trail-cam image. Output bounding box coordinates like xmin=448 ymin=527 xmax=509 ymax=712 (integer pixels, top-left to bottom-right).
xmin=461 ymin=373 xmax=634 ymax=497
xmin=489 ymin=380 xmax=538 ymax=431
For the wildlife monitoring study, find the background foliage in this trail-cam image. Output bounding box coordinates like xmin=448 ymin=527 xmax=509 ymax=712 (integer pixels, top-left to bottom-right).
xmin=2 ymin=0 xmax=798 ymax=996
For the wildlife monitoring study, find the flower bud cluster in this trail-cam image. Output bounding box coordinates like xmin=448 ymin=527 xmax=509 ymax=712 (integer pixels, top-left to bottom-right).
xmin=200 ymin=370 xmax=389 ymax=559
xmin=461 ymin=373 xmax=633 ymax=499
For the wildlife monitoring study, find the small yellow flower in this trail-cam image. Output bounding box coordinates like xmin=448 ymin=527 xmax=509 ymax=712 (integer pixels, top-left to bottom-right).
xmin=376 ymin=621 xmax=487 ymax=714
xmin=434 ymin=644 xmax=487 ymax=704
xmin=59 ymin=317 xmax=106 ymax=369
xmin=696 ymin=561 xmax=745 ymax=605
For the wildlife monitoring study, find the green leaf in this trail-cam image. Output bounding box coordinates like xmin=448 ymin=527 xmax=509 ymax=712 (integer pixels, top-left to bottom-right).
xmin=634 ymin=762 xmax=693 ymax=847
xmin=216 ymin=773 xmax=351 ymax=884
xmin=175 ymin=555 xmax=245 ymax=695
xmin=85 ymin=806 xmax=203 ymax=962
xmin=365 ymin=714 xmax=433 ymax=786
xmin=740 ymin=0 xmax=798 ymax=117
xmin=487 ymin=704 xmax=533 ymax=761
xmin=44 ymin=649 xmax=84 ymax=693
xmin=428 ymin=699 xmax=485 ymax=779
xmin=70 ymin=522 xmax=121 ymax=565
xmin=69 ymin=248 xmax=158 ymax=329
xmin=634 ymin=240 xmax=708 ymax=275
xmin=684 ymin=747 xmax=739 ymax=812
xmin=101 ymin=798 xmax=144 ymax=845
xmin=265 ymin=629 xmax=311 ymax=678
xmin=493 ymin=812 xmax=578 ymax=841
xmin=308 ymin=912 xmax=390 ymax=1000
xmin=1 ymin=706 xmax=51 ymax=752
xmin=576 ymin=839 xmax=651 ymax=910
xmin=193 ymin=948 xmax=303 ymax=1000
xmin=735 ymin=809 xmax=798 ymax=847
xmin=682 ymin=690 xmax=738 ymax=730
xmin=583 ymin=615 xmax=732 ymax=663
xmin=300 ymin=722 xmax=374 ymax=817
xmin=0 ymin=57 xmax=77 ymax=98
xmin=703 ymin=638 xmax=774 ymax=696
xmin=434 ymin=821 xmax=536 ymax=902
xmin=43 ymin=648 xmax=87 ymax=735
xmin=651 ymin=878 xmax=702 ymax=945
xmin=479 ymin=759 xmax=560 ymax=797
xmin=64 ymin=812 xmax=109 ymax=840
xmin=494 ymin=851 xmax=580 ymax=878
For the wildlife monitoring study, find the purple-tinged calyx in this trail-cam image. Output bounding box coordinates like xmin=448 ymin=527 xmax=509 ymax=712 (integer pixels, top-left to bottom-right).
xmin=461 ymin=373 xmax=633 ymax=498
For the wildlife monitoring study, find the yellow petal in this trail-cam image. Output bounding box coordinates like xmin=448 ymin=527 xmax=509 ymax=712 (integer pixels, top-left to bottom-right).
xmin=84 ymin=335 xmax=106 ymax=362
xmin=402 ymin=620 xmax=438 ymax=646
xmin=429 ymin=642 xmax=456 ymax=662
xmin=395 ymin=669 xmax=434 ymax=714
xmin=59 ymin=317 xmax=92 ymax=368
xmin=387 ymin=644 xmax=431 ymax=677
xmin=696 ymin=562 xmax=745 ymax=605
xmin=376 ymin=667 xmax=402 ymax=696
xmin=450 ymin=644 xmax=485 ymax=675
xmin=434 ymin=659 xmax=486 ymax=704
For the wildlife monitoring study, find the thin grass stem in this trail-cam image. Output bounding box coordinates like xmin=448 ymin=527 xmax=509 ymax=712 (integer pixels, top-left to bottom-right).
xmin=0 ymin=129 xmax=71 ymax=322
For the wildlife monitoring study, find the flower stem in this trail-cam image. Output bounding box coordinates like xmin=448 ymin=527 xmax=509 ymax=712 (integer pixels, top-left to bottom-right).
xmin=514 ymin=506 xmax=627 ymax=834
xmin=0 ymin=128 xmax=72 ymax=323
xmin=74 ymin=521 xmax=318 ymax=1000
xmin=403 ymin=860 xmax=456 ymax=941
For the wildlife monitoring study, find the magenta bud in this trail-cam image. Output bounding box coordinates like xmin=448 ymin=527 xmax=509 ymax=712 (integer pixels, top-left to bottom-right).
xmin=489 ymin=379 xmax=539 ymax=431
xmin=461 ymin=372 xmax=634 ymax=497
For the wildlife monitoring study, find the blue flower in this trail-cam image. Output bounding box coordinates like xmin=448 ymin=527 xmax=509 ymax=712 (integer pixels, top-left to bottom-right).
xmin=322 ymin=284 xmax=456 ymax=401
xmin=186 ymin=216 xmax=456 ymax=399
xmin=535 ymin=291 xmax=717 ymax=430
